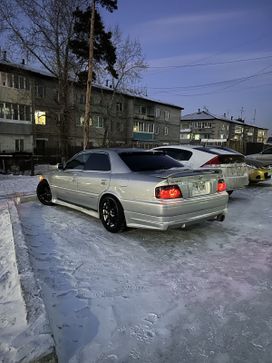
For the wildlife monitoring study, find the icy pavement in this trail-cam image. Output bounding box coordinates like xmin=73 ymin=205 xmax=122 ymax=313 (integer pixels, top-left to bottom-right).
xmin=18 ymin=182 xmax=272 ymax=363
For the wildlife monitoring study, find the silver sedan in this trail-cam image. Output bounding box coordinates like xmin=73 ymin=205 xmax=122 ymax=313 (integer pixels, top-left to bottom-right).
xmin=36 ymin=149 xmax=229 ymax=232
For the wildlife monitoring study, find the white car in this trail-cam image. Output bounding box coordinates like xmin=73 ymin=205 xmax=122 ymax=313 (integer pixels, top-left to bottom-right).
xmin=246 ymin=146 xmax=272 ymax=167
xmin=153 ymin=145 xmax=249 ymax=194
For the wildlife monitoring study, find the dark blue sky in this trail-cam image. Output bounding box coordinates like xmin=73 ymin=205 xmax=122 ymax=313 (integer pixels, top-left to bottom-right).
xmin=103 ymin=0 xmax=272 ymax=133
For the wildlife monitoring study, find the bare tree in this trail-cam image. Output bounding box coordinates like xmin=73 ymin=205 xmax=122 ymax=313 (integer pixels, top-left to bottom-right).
xmin=0 ymin=0 xmax=88 ymax=157
xmin=96 ymin=26 xmax=148 ymax=146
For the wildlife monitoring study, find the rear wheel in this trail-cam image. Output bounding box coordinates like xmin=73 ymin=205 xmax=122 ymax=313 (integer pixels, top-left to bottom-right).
xmin=37 ymin=180 xmax=54 ymax=205
xmin=100 ymin=196 xmax=126 ymax=233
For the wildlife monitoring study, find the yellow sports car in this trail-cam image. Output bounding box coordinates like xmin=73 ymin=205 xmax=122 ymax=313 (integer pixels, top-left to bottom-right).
xmin=246 ymin=159 xmax=271 ymax=183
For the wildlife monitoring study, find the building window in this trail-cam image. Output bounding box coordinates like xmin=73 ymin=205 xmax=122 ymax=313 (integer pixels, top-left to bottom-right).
xmin=15 ymin=139 xmax=24 ymax=152
xmin=1 ymin=72 xmax=7 ymax=86
xmin=0 ymin=103 xmax=4 ymax=118
xmin=93 ymin=115 xmax=104 ymax=128
xmin=35 ymin=84 xmax=46 ymax=98
xmin=164 ymin=111 xmax=170 ymax=121
xmin=164 ymin=126 xmax=169 ymax=135
xmin=5 ymin=103 xmax=12 ymax=119
xmin=0 ymin=72 xmax=30 ymax=90
xmin=79 ymin=94 xmax=85 ymax=104
xmin=116 ymin=102 xmax=123 ymax=112
xmin=194 ymin=134 xmax=200 ymax=140
xmin=135 ymin=105 xmax=147 ymax=115
xmin=0 ymin=102 xmax=30 ymax=121
xmin=155 ymin=126 xmax=160 ymax=135
xmin=12 ymin=104 xmax=18 ymax=120
xmin=133 ymin=121 xmax=154 ymax=133
xmin=155 ymin=108 xmax=161 ymax=119
xmin=35 ymin=110 xmax=46 ymax=125
xmin=76 ymin=114 xmax=84 ymax=126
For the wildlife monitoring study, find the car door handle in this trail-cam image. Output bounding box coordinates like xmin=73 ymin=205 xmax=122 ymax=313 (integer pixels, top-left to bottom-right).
xmin=101 ymin=179 xmax=107 ymax=185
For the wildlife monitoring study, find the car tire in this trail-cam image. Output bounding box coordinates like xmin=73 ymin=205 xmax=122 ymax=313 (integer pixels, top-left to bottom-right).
xmin=100 ymin=196 xmax=126 ymax=233
xmin=37 ymin=180 xmax=54 ymax=206
xmin=227 ymin=190 xmax=233 ymax=195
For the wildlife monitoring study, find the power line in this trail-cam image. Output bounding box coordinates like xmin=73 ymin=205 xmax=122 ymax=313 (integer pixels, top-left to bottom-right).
xmin=148 ymin=67 xmax=272 ymax=97
xmin=148 ymin=69 xmax=272 ymax=91
xmin=146 ymin=54 xmax=272 ymax=70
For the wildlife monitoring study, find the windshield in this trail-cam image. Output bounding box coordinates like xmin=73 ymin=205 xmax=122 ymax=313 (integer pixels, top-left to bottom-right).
xmin=119 ymin=151 xmax=183 ymax=171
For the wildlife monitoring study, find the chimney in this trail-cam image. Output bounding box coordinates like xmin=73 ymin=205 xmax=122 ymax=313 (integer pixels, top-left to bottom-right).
xmin=231 ymin=116 xmax=233 ymax=120
xmin=224 ymin=113 xmax=226 ymax=118
xmin=22 ymin=59 xmax=25 ymax=65
xmin=2 ymin=50 xmax=7 ymax=61
xmin=197 ymin=108 xmax=201 ymax=114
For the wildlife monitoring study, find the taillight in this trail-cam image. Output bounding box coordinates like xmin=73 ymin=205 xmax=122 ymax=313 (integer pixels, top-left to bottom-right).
xmin=202 ymin=155 xmax=220 ymax=167
xmin=217 ymin=179 xmax=227 ymax=192
xmin=155 ymin=185 xmax=182 ymax=199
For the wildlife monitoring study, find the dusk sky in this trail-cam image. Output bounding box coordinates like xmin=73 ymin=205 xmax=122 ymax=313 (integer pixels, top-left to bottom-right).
xmin=103 ymin=0 xmax=272 ymax=134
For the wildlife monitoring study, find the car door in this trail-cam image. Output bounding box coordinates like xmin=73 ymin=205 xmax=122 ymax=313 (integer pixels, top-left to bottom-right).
xmin=51 ymin=153 xmax=88 ymax=203
xmin=75 ymin=152 xmax=111 ymax=211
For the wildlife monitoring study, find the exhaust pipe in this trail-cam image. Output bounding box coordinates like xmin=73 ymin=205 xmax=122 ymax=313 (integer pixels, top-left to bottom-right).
xmin=216 ymin=214 xmax=225 ymax=222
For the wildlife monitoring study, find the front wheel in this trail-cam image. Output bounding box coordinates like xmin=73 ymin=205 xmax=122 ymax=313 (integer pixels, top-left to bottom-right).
xmin=37 ymin=180 xmax=54 ymax=205
xmin=227 ymin=190 xmax=233 ymax=195
xmin=100 ymin=196 xmax=126 ymax=233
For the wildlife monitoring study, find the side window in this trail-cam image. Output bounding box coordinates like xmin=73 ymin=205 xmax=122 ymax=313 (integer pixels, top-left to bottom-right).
xmin=161 ymin=148 xmax=192 ymax=161
xmin=262 ymin=147 xmax=272 ymax=154
xmin=84 ymin=153 xmax=111 ymax=171
xmin=65 ymin=154 xmax=88 ymax=170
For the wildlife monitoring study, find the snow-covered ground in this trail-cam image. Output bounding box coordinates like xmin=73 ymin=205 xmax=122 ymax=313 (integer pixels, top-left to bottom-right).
xmin=16 ymin=181 xmax=272 ymax=363
xmin=0 ymin=174 xmax=55 ymax=362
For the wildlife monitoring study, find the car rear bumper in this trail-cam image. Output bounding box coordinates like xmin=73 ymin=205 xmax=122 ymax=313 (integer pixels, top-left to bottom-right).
xmin=123 ymin=192 xmax=229 ymax=230
xmin=224 ymin=175 xmax=249 ymax=191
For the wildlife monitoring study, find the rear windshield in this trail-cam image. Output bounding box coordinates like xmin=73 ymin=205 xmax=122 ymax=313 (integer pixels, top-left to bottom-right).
xmin=194 ymin=146 xmax=245 ymax=163
xmin=119 ymin=152 xmax=183 ymax=171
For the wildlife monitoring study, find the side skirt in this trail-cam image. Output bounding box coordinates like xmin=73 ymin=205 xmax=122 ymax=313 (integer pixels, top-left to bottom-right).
xmin=52 ymin=198 xmax=100 ymax=220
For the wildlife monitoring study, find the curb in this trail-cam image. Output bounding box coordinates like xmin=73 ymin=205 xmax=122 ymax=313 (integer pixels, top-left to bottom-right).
xmin=6 ymin=200 xmax=57 ymax=363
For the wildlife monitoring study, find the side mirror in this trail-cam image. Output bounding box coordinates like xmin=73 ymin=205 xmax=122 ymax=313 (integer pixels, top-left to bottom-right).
xmin=57 ymin=163 xmax=64 ymax=170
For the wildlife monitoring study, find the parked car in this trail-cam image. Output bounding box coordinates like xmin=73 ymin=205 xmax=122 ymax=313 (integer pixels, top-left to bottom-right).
xmin=36 ymin=149 xmax=228 ymax=232
xmin=246 ymin=146 xmax=272 ymax=167
xmin=153 ymin=145 xmax=249 ymax=194
xmin=246 ymin=159 xmax=271 ymax=183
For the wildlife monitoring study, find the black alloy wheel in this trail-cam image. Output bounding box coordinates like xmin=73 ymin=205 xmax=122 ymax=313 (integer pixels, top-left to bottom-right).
xmin=100 ymin=196 xmax=126 ymax=233
xmin=37 ymin=180 xmax=54 ymax=206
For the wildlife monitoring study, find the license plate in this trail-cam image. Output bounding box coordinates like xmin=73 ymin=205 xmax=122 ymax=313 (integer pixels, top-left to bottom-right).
xmin=192 ymin=181 xmax=210 ymax=196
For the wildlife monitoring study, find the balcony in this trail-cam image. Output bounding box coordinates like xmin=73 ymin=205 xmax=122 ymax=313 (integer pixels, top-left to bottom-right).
xmin=132 ymin=132 xmax=154 ymax=141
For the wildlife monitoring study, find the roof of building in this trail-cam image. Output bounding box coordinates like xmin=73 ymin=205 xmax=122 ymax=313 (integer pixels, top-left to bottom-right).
xmin=182 ymin=110 xmax=268 ymax=130
xmin=0 ymin=60 xmax=183 ymax=110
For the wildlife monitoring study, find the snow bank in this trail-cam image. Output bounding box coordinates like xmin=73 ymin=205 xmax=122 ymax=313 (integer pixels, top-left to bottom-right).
xmin=0 ymin=200 xmax=56 ymax=362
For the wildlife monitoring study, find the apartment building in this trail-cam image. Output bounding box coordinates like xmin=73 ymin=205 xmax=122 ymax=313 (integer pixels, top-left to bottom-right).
xmin=180 ymin=110 xmax=268 ymax=145
xmin=0 ymin=60 xmax=183 ymax=155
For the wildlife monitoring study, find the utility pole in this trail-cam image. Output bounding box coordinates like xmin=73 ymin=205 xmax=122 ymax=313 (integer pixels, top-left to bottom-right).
xmin=83 ymin=0 xmax=96 ymax=150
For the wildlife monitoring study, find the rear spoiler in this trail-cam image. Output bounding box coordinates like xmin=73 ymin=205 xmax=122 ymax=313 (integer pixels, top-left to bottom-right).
xmin=153 ymin=168 xmax=222 ymax=179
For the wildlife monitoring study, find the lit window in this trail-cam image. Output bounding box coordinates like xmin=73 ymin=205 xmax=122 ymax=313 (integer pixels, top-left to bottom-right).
xmin=35 ymin=111 xmax=46 ymax=125
xmin=194 ymin=134 xmax=200 ymax=140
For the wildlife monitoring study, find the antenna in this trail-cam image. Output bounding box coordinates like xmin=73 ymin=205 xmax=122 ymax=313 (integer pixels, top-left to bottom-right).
xmin=253 ymin=109 xmax=256 ymax=124
xmin=240 ymin=107 xmax=244 ymax=119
